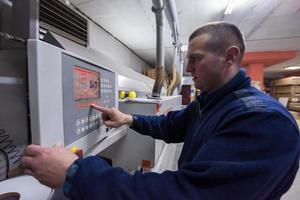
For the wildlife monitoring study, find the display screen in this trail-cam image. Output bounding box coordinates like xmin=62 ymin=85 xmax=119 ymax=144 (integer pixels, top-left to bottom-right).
xmin=73 ymin=66 xmax=100 ymax=101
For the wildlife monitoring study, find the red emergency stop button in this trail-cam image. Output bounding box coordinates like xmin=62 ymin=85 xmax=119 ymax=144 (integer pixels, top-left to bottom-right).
xmin=70 ymin=146 xmax=83 ymax=158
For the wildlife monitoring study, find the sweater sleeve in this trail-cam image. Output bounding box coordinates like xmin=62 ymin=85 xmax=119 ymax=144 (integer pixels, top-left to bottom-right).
xmin=65 ymin=111 xmax=300 ymax=200
xmin=129 ymin=101 xmax=198 ymax=143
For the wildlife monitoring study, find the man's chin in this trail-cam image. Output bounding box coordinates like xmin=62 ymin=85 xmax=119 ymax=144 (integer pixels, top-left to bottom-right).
xmin=194 ymin=84 xmax=203 ymax=91
xmin=193 ymin=82 xmax=200 ymax=89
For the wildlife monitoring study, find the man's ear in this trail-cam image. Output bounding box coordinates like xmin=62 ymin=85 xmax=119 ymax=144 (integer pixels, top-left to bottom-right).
xmin=224 ymin=46 xmax=240 ymax=67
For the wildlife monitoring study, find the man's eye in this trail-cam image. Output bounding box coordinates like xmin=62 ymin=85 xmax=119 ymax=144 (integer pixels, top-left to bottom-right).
xmin=189 ymin=56 xmax=201 ymax=63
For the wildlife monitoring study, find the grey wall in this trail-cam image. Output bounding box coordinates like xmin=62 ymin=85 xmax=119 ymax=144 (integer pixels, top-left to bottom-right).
xmin=88 ymin=21 xmax=150 ymax=74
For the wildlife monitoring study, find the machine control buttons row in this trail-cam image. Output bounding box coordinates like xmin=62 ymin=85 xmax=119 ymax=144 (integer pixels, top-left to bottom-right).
xmin=76 ymin=114 xmax=100 ymax=126
xmin=101 ymin=89 xmax=112 ymax=94
xmin=76 ymin=120 xmax=100 ymax=135
xmin=103 ymin=100 xmax=111 ymax=105
xmin=76 ymin=114 xmax=102 ymax=135
xmin=101 ymin=83 xmax=112 ymax=88
xmin=101 ymin=78 xmax=110 ymax=84
xmin=89 ymin=114 xmax=101 ymax=122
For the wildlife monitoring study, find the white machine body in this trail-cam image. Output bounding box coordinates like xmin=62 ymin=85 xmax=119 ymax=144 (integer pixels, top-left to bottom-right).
xmin=27 ymin=39 xmax=118 ymax=151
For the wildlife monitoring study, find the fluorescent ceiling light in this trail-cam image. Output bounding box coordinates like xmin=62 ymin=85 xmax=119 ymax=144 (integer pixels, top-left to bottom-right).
xmin=65 ymin=0 xmax=70 ymax=6
xmin=284 ymin=65 xmax=300 ymax=70
xmin=181 ymin=44 xmax=188 ymax=52
xmin=224 ymin=0 xmax=235 ymax=15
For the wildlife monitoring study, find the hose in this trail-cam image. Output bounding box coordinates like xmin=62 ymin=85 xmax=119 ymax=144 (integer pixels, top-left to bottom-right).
xmin=0 ymin=32 xmax=26 ymax=45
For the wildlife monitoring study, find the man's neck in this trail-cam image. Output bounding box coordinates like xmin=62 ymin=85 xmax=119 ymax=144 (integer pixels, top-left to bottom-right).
xmin=206 ymin=66 xmax=240 ymax=93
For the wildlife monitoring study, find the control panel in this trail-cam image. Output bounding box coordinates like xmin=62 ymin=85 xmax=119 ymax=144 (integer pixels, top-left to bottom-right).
xmin=62 ymin=54 xmax=116 ymax=146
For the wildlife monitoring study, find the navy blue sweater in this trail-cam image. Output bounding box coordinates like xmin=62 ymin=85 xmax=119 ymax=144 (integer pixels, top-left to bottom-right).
xmin=65 ymin=70 xmax=300 ymax=200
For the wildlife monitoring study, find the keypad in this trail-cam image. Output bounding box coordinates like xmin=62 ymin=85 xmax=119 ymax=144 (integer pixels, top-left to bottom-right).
xmin=101 ymin=78 xmax=113 ymax=107
xmin=75 ymin=113 xmax=101 ymax=135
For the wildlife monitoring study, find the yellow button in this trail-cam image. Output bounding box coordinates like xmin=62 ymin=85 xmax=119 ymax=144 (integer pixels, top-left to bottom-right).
xmin=70 ymin=146 xmax=78 ymax=153
xmin=128 ymin=91 xmax=137 ymax=99
xmin=119 ymin=90 xmax=126 ymax=99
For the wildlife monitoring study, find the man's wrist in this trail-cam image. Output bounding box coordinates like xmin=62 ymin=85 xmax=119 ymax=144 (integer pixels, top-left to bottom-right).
xmin=125 ymin=114 xmax=133 ymax=126
xmin=63 ymin=161 xmax=79 ymax=198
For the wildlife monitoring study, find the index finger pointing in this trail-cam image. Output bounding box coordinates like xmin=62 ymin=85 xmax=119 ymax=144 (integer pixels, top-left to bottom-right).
xmin=91 ymin=104 xmax=110 ymax=113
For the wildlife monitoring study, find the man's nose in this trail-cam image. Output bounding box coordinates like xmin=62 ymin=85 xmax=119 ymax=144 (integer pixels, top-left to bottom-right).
xmin=186 ymin=62 xmax=193 ymax=73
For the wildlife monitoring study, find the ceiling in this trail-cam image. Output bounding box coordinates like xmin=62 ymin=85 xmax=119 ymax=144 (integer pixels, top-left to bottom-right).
xmin=69 ymin=0 xmax=300 ymax=78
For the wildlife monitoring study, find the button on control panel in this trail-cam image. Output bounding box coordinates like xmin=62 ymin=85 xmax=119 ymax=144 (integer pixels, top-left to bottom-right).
xmin=75 ymin=113 xmax=102 ymax=135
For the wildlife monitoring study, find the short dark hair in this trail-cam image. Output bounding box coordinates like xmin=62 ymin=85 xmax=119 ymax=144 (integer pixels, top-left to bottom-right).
xmin=189 ymin=22 xmax=245 ymax=63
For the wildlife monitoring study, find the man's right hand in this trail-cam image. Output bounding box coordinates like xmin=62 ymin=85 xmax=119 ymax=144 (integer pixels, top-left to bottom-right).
xmin=91 ymin=104 xmax=133 ymax=128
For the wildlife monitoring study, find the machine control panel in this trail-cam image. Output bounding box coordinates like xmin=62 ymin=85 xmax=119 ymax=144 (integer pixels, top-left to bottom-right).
xmin=62 ymin=54 xmax=116 ymax=146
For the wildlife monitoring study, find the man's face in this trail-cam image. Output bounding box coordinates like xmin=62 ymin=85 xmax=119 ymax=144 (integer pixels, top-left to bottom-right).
xmin=186 ymin=34 xmax=226 ymax=92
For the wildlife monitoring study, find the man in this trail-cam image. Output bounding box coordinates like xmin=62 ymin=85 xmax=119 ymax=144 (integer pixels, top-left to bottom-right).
xmin=22 ymin=22 xmax=300 ymax=199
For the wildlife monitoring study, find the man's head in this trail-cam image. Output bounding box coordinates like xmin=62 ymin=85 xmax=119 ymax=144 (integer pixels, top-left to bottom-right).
xmin=186 ymin=22 xmax=245 ymax=92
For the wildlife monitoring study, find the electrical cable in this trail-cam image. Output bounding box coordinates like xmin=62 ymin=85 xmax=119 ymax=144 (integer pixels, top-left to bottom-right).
xmin=0 ymin=129 xmax=23 ymax=179
xmin=0 ymin=32 xmax=26 ymax=45
xmin=0 ymin=148 xmax=9 ymax=181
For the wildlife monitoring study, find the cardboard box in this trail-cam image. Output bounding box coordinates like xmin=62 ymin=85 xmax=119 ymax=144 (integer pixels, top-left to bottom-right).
xmin=288 ymin=102 xmax=300 ymax=112
xmin=144 ymin=68 xmax=157 ymax=80
xmin=274 ymin=76 xmax=300 ymax=86
xmin=290 ymin=97 xmax=300 ymax=102
xmin=274 ymin=94 xmax=300 ymax=102
xmin=290 ymin=111 xmax=300 ymax=119
xmin=274 ymin=85 xmax=300 ymax=94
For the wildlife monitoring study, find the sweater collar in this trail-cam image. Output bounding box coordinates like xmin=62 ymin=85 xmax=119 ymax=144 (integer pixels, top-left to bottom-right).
xmin=196 ymin=69 xmax=251 ymax=110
